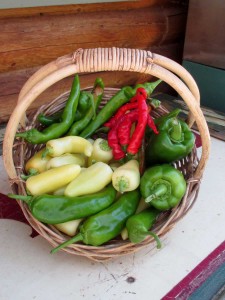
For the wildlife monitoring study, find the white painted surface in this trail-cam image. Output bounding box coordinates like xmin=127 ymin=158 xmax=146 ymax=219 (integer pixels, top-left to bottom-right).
xmin=0 ymin=137 xmax=225 ymax=300
xmin=0 ymin=0 xmax=124 ymax=9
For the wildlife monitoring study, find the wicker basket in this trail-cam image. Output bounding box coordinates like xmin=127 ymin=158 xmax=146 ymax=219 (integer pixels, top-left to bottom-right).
xmin=3 ymin=47 xmax=210 ymax=261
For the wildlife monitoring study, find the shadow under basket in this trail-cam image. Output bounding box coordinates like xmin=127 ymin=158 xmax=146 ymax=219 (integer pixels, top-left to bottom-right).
xmin=3 ymin=47 xmax=210 ymax=261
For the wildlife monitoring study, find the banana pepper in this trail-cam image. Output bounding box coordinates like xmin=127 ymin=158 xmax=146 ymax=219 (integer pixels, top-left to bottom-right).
xmin=26 ymin=164 xmax=81 ymax=195
xmin=43 ymin=136 xmax=93 ymax=158
xmin=65 ymin=162 xmax=113 ymax=197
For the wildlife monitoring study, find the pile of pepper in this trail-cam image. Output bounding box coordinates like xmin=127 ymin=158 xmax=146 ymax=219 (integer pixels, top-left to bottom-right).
xmin=10 ymin=74 xmax=196 ymax=254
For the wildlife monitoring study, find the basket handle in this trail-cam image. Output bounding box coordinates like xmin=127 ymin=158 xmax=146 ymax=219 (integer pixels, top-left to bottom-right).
xmin=17 ymin=49 xmax=199 ymax=127
xmin=3 ymin=47 xmax=210 ymax=180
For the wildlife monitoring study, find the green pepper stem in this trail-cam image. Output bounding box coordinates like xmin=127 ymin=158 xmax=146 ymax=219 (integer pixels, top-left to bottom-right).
xmin=21 ymin=168 xmax=39 ymax=180
xmin=8 ymin=193 xmax=32 ymax=204
xmin=41 ymin=148 xmax=50 ymax=159
xmin=145 ymin=231 xmax=162 ymax=249
xmin=145 ymin=184 xmax=168 ymax=203
xmin=118 ymin=179 xmax=128 ymax=193
xmin=51 ymin=233 xmax=83 ymax=254
xmin=169 ymin=118 xmax=183 ymax=142
xmin=15 ymin=132 xmax=27 ymax=139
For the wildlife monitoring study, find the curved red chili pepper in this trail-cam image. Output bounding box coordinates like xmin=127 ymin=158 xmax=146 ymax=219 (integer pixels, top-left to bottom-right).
xmin=104 ymin=102 xmax=138 ymax=128
xmin=117 ymin=110 xmax=139 ymax=147
xmin=130 ymin=87 xmax=147 ymax=102
xmin=127 ymin=90 xmax=148 ymax=155
xmin=108 ymin=116 xmax=126 ymax=160
xmin=147 ymin=114 xmax=159 ymax=134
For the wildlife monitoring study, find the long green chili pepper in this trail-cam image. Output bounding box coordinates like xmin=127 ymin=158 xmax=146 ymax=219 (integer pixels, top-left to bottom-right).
xmin=8 ymin=184 xmax=117 ymax=224
xmin=51 ymin=189 xmax=140 ymax=253
xmin=38 ymin=111 xmax=63 ymax=127
xmin=16 ymin=75 xmax=80 ymax=144
xmin=37 ymin=91 xmax=92 ymax=127
xmin=126 ymin=208 xmax=161 ymax=248
xmin=67 ymin=78 xmax=104 ymax=136
xmin=79 ymin=80 xmax=161 ymax=139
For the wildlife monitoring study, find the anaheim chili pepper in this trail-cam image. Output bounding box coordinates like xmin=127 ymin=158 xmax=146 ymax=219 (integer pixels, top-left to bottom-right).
xmin=104 ymin=102 xmax=138 ymax=128
xmin=117 ymin=110 xmax=139 ymax=148
xmin=127 ymin=88 xmax=148 ymax=155
xmin=108 ymin=116 xmax=126 ymax=160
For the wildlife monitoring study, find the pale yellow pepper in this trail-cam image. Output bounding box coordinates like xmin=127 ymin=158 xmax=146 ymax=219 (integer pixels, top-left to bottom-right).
xmin=54 ymin=219 xmax=83 ymax=236
xmin=45 ymin=136 xmax=93 ymax=157
xmin=25 ymin=148 xmax=51 ymax=174
xmin=26 ymin=164 xmax=81 ymax=195
xmin=88 ymin=138 xmax=113 ymax=166
xmin=46 ymin=153 xmax=86 ymax=169
xmin=65 ymin=162 xmax=113 ymax=197
xmin=112 ymin=160 xmax=140 ymax=193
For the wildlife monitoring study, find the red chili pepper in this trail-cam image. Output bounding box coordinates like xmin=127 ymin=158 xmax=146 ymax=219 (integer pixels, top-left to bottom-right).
xmin=108 ymin=116 xmax=126 ymax=160
xmin=127 ymin=89 xmax=148 ymax=155
xmin=104 ymin=102 xmax=138 ymax=128
xmin=147 ymin=114 xmax=159 ymax=134
xmin=130 ymin=87 xmax=147 ymax=102
xmin=117 ymin=110 xmax=139 ymax=148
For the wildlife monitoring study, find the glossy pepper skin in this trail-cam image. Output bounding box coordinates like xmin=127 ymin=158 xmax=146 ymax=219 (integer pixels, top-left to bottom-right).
xmin=37 ymin=91 xmax=93 ymax=127
xmin=145 ymin=109 xmax=195 ymax=165
xmin=67 ymin=78 xmax=104 ymax=136
xmin=79 ymin=80 xmax=161 ymax=139
xmin=16 ymin=75 xmax=80 ymax=144
xmin=8 ymin=184 xmax=117 ymax=224
xmin=140 ymin=164 xmax=187 ymax=211
xmin=51 ymin=189 xmax=140 ymax=253
xmin=126 ymin=208 xmax=161 ymax=248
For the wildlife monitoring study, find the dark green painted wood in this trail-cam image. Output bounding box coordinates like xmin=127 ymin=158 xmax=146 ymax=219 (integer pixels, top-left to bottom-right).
xmin=183 ymin=60 xmax=225 ymax=113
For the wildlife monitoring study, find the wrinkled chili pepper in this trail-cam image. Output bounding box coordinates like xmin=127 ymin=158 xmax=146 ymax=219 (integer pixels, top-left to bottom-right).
xmin=117 ymin=109 xmax=138 ymax=148
xmin=127 ymin=88 xmax=148 ymax=155
xmin=147 ymin=114 xmax=159 ymax=134
xmin=108 ymin=116 xmax=126 ymax=160
xmin=16 ymin=75 xmax=80 ymax=144
xmin=104 ymin=102 xmax=138 ymax=128
xmin=79 ymin=80 xmax=162 ymax=138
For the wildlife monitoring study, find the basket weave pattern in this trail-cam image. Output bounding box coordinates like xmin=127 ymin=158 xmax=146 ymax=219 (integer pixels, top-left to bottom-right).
xmin=3 ymin=48 xmax=210 ymax=261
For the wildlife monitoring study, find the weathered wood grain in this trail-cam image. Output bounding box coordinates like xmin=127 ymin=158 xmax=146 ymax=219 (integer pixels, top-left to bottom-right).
xmin=0 ymin=5 xmax=187 ymax=73
xmin=0 ymin=1 xmax=188 ymax=123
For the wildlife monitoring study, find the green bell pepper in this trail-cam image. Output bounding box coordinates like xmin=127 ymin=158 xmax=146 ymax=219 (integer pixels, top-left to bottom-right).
xmin=145 ymin=109 xmax=195 ymax=165
xmin=140 ymin=164 xmax=187 ymax=211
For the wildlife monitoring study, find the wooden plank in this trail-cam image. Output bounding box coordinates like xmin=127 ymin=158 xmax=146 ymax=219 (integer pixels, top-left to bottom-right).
xmin=0 ymin=41 xmax=182 ymax=97
xmin=0 ymin=5 xmax=187 ymax=73
xmin=0 ymin=0 xmax=170 ymax=19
